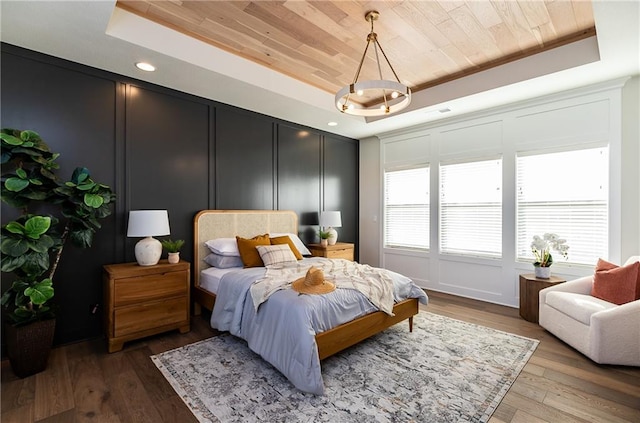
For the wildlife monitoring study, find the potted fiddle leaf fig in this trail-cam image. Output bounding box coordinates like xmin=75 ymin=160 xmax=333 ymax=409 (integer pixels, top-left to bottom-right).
xmin=1 ymin=128 xmax=115 ymax=377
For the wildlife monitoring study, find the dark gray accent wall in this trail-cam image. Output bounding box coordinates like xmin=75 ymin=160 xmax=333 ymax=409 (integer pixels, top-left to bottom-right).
xmin=323 ymin=135 xmax=359 ymax=255
xmin=125 ymin=85 xmax=211 ymax=262
xmin=1 ymin=43 xmax=359 ymax=347
xmin=215 ymin=107 xmax=275 ymax=210
xmin=277 ymin=124 xmax=322 ymax=243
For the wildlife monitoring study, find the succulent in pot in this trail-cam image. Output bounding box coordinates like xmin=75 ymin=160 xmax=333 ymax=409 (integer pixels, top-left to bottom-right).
xmin=161 ymin=239 xmax=184 ymax=264
xmin=161 ymin=238 xmax=185 ymax=253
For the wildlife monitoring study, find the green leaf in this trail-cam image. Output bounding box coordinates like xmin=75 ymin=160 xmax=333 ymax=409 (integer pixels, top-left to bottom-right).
xmin=27 ymin=234 xmax=55 ymax=253
xmin=71 ymin=167 xmax=90 ymax=184
xmin=24 ymin=278 xmax=54 ymax=305
xmin=13 ymin=308 xmax=33 ymax=318
xmin=20 ymin=130 xmax=41 ymax=142
xmin=23 ymin=216 xmax=51 ymax=239
xmin=5 ymin=177 xmax=30 ymax=192
xmin=1 ymin=237 xmax=30 ymax=256
xmin=84 ymin=193 xmax=104 ymax=208
xmin=15 ymin=168 xmax=27 ymax=179
xmin=9 ymin=281 xmax=30 ymax=308
xmin=0 ymin=133 xmax=23 ymax=145
xmin=29 ymin=178 xmax=43 ymax=185
xmin=70 ymin=228 xmax=93 ymax=248
xmin=40 ymin=167 xmax=57 ymax=180
xmin=1 ymin=290 xmax=13 ymax=306
xmin=21 ymin=252 xmax=50 ymax=275
xmin=22 ymin=190 xmax=49 ymax=201
xmin=76 ymin=182 xmax=96 ymax=191
xmin=0 ymin=254 xmax=26 ymax=272
xmin=4 ymin=221 xmax=26 ymax=235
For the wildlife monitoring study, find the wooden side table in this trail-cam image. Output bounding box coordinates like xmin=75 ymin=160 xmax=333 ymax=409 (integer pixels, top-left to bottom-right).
xmin=519 ymin=273 xmax=566 ymax=323
xmin=103 ymin=260 xmax=191 ymax=352
xmin=307 ymin=242 xmax=355 ymax=261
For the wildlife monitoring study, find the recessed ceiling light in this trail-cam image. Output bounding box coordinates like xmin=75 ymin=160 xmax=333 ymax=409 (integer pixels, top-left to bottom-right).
xmin=328 ymin=122 xmax=338 ymax=126
xmin=135 ymin=62 xmax=156 ymax=72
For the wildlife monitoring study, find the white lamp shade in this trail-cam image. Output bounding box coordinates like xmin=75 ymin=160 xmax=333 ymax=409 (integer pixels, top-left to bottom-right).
xmin=320 ymin=211 xmax=342 ymax=228
xmin=127 ymin=210 xmax=170 ymax=266
xmin=320 ymin=211 xmax=342 ymax=246
xmin=127 ymin=210 xmax=170 ymax=237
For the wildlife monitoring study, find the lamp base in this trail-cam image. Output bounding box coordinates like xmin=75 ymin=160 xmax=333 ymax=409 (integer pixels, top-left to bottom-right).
xmin=327 ymin=227 xmax=338 ymax=245
xmin=135 ymin=236 xmax=162 ymax=266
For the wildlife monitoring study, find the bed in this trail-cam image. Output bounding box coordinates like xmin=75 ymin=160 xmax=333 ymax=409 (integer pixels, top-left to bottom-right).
xmin=193 ymin=209 xmax=428 ymax=394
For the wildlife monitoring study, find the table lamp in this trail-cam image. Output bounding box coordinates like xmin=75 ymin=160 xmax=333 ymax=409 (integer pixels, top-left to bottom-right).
xmin=127 ymin=210 xmax=170 ymax=266
xmin=320 ymin=211 xmax=342 ymax=246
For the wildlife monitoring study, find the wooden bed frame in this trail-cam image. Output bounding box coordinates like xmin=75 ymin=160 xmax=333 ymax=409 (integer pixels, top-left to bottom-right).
xmin=192 ymin=210 xmax=419 ymax=360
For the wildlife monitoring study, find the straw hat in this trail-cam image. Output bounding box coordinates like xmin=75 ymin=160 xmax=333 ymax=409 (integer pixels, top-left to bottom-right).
xmin=292 ymin=267 xmax=336 ymax=295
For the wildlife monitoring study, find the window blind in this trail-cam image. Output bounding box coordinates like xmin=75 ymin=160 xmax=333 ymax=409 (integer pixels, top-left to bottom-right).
xmin=384 ymin=166 xmax=429 ymax=250
xmin=516 ymin=147 xmax=608 ymax=266
xmin=440 ymin=158 xmax=502 ymax=257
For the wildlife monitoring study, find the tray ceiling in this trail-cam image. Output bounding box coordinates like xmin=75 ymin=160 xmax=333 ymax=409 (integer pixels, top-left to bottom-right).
xmin=117 ymin=0 xmax=596 ymax=97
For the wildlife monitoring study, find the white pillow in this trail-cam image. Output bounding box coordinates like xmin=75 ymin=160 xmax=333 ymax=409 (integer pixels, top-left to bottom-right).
xmin=269 ymin=233 xmax=311 ymax=256
xmin=203 ymin=253 xmax=243 ymax=269
xmin=256 ymin=244 xmax=297 ymax=266
xmin=204 ymin=238 xmax=240 ymax=256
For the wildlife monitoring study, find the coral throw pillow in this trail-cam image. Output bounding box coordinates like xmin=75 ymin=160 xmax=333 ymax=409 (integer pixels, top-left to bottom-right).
xmin=236 ymin=234 xmax=271 ymax=268
xmin=591 ymin=258 xmax=640 ymax=305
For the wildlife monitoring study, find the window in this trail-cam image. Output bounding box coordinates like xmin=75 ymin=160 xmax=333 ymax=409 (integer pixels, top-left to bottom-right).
xmin=384 ymin=166 xmax=429 ymax=250
xmin=516 ymin=147 xmax=608 ymax=266
xmin=440 ymin=158 xmax=502 ymax=257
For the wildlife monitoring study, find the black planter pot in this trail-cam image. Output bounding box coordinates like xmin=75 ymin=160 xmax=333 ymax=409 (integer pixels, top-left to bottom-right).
xmin=5 ymin=318 xmax=56 ymax=378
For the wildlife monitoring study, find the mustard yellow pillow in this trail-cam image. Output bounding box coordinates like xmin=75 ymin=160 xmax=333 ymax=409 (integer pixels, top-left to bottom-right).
xmin=236 ymin=234 xmax=270 ymax=268
xmin=270 ymin=235 xmax=303 ymax=260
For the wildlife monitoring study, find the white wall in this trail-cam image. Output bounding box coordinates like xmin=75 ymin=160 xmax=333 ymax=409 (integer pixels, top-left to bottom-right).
xmin=359 ymin=136 xmax=381 ymax=266
xmin=359 ymin=77 xmax=637 ymax=308
xmin=621 ymin=76 xmax=640 ymax=257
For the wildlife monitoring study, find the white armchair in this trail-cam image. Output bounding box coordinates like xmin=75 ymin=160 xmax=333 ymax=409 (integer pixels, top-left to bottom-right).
xmin=538 ymin=256 xmax=640 ymax=366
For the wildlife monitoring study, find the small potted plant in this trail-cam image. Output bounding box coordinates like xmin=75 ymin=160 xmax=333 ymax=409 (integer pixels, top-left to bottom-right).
xmin=531 ymin=233 xmax=569 ymax=278
xmin=318 ymin=230 xmax=331 ymax=247
xmin=161 ymin=239 xmax=185 ymax=264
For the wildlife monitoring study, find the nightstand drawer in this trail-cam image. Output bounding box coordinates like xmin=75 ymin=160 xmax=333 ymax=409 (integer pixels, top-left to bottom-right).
xmin=307 ymin=242 xmax=355 ymax=261
xmin=326 ymin=249 xmax=354 ymax=261
xmin=114 ymin=271 xmax=187 ymax=306
xmin=114 ymin=296 xmax=188 ymax=337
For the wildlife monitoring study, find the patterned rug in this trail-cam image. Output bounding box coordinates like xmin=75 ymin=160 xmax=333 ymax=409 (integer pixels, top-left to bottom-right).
xmin=151 ymin=312 xmax=538 ymax=422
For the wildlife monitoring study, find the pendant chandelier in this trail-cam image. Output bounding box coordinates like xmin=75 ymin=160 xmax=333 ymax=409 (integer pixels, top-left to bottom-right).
xmin=335 ymin=11 xmax=411 ymax=117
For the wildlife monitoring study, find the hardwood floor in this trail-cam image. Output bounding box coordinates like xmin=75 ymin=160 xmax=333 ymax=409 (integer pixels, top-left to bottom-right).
xmin=2 ymin=291 xmax=638 ymax=422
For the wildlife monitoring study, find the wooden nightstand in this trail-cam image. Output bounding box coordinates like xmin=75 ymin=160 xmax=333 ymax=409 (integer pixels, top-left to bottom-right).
xmin=307 ymin=242 xmax=355 ymax=261
xmin=519 ymin=273 xmax=566 ymax=323
xmin=103 ymin=260 xmax=190 ymax=353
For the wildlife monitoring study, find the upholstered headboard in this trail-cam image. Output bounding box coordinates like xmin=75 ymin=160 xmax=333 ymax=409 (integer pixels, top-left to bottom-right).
xmin=193 ymin=210 xmax=298 ymax=287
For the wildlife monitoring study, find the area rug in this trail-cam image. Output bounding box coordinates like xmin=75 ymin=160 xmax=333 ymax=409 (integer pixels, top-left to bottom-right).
xmin=151 ymin=312 xmax=538 ymax=422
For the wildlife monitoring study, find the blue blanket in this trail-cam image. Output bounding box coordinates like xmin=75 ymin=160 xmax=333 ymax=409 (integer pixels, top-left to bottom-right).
xmin=210 ymin=257 xmax=428 ymax=394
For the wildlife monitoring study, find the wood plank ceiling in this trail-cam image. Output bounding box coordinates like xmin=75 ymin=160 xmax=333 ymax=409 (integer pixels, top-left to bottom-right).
xmin=116 ymin=1 xmax=595 ymax=98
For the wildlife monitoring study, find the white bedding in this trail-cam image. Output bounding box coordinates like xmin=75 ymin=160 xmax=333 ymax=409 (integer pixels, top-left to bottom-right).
xmin=200 ymin=266 xmax=240 ymax=294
